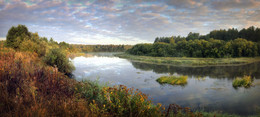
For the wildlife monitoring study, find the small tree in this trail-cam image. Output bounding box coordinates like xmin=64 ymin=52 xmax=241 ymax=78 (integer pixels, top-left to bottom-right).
xmin=6 ymin=25 xmax=30 ymax=49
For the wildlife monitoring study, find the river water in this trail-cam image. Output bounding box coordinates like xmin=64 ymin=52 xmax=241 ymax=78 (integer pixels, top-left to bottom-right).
xmin=71 ymin=52 xmax=260 ymax=115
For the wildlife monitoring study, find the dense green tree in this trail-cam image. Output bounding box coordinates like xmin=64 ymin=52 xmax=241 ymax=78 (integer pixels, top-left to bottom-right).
xmin=6 ymin=25 xmax=30 ymax=49
xmin=186 ymin=32 xmax=200 ymax=41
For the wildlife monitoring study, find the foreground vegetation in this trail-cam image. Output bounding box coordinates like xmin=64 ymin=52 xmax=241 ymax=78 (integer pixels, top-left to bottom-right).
xmin=116 ymin=53 xmax=260 ymax=66
xmin=156 ymin=75 xmax=188 ymax=86
xmin=233 ymin=76 xmax=253 ymax=88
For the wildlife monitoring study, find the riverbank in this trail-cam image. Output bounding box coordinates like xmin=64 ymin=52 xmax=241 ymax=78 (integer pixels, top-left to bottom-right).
xmin=115 ymin=53 xmax=260 ymax=66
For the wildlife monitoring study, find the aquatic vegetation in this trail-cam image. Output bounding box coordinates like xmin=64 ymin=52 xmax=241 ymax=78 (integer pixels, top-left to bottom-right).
xmin=232 ymin=76 xmax=253 ymax=88
xmin=156 ymin=75 xmax=188 ymax=85
xmin=196 ymin=76 xmax=206 ymax=81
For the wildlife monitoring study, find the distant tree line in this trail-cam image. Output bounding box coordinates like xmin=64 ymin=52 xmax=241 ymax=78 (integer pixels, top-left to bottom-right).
xmin=154 ymin=26 xmax=260 ymax=43
xmin=71 ymin=44 xmax=133 ymax=52
xmin=128 ymin=26 xmax=260 ymax=58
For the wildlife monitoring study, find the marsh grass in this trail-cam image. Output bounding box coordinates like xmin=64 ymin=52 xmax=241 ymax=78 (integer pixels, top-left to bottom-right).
xmin=232 ymin=76 xmax=253 ymax=88
xmin=116 ymin=53 xmax=260 ymax=66
xmin=156 ymin=75 xmax=188 ymax=85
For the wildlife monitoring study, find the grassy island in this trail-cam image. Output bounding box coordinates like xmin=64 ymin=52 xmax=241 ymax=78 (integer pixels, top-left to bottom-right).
xmin=156 ymin=75 xmax=188 ymax=85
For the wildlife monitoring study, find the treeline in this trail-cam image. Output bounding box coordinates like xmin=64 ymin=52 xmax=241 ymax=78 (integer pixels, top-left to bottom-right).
xmin=71 ymin=44 xmax=132 ymax=52
xmin=128 ymin=26 xmax=260 ymax=58
xmin=128 ymin=39 xmax=260 ymax=58
xmin=4 ymin=25 xmax=75 ymax=76
xmin=154 ymin=26 xmax=260 ymax=43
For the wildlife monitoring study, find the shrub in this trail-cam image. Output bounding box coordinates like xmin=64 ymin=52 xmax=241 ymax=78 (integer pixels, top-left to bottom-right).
xmin=19 ymin=39 xmax=46 ymax=57
xmin=44 ymin=48 xmax=75 ymax=77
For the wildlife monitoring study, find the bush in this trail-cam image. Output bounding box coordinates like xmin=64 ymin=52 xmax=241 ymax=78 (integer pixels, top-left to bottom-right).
xmin=44 ymin=48 xmax=75 ymax=77
xmin=19 ymin=39 xmax=46 ymax=57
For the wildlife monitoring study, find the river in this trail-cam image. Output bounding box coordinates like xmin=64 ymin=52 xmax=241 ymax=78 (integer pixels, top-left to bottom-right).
xmin=71 ymin=52 xmax=260 ymax=115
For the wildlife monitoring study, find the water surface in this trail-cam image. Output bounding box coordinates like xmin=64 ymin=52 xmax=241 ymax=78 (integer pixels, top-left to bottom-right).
xmin=72 ymin=52 xmax=260 ymax=115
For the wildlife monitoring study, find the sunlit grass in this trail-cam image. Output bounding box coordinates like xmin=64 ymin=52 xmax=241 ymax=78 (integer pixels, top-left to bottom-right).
xmin=232 ymin=76 xmax=253 ymax=88
xmin=156 ymin=75 xmax=188 ymax=85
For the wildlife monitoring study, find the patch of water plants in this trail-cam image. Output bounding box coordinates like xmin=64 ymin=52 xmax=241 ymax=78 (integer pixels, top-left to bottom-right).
xmin=232 ymin=76 xmax=253 ymax=88
xmin=156 ymin=75 xmax=188 ymax=86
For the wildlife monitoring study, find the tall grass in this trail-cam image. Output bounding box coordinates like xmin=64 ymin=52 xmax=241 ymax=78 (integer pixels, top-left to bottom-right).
xmin=232 ymin=76 xmax=253 ymax=88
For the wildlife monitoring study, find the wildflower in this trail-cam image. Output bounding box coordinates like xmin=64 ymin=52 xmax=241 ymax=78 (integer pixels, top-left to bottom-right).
xmin=103 ymin=105 xmax=105 ymax=108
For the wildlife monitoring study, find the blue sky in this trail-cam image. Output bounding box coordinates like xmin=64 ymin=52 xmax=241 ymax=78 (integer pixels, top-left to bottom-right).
xmin=0 ymin=0 xmax=260 ymax=44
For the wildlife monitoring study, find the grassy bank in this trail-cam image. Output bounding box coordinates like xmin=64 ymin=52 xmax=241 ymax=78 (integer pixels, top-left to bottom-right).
xmin=116 ymin=53 xmax=260 ymax=66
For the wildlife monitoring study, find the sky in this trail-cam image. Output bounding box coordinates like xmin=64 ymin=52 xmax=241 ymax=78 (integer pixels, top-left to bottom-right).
xmin=0 ymin=0 xmax=260 ymax=44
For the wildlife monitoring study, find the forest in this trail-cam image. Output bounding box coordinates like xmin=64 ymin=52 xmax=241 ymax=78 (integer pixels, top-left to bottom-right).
xmin=128 ymin=26 xmax=260 ymax=58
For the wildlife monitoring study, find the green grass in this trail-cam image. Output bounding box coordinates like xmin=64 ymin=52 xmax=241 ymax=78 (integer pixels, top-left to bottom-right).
xmin=116 ymin=53 xmax=260 ymax=66
xmin=156 ymin=75 xmax=188 ymax=85
xmin=232 ymin=76 xmax=253 ymax=88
